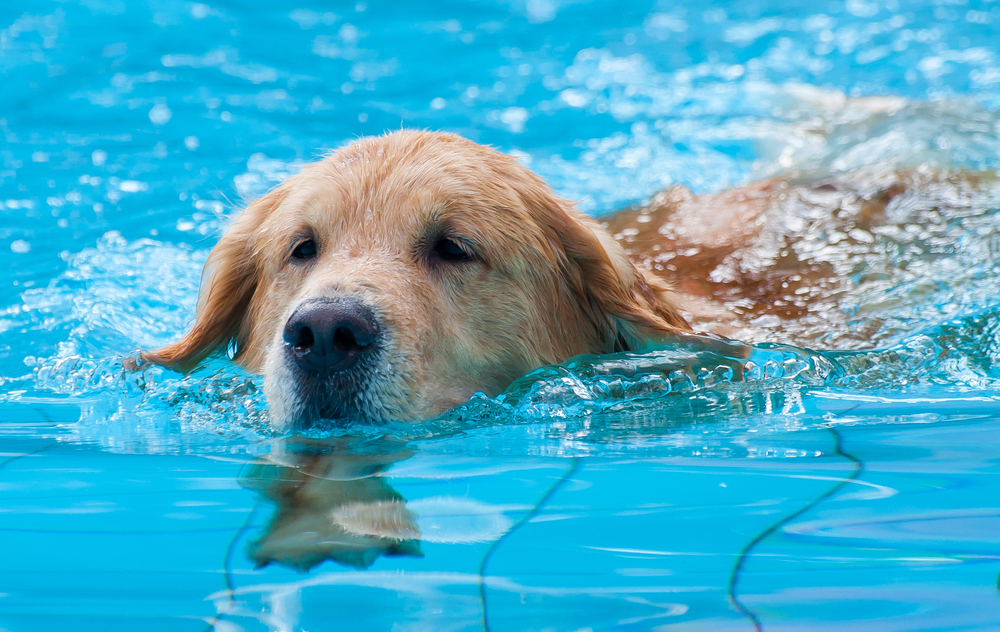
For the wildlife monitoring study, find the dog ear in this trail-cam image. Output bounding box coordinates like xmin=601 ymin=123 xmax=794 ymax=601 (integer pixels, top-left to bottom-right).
xmin=560 ymin=207 xmax=691 ymax=352
xmin=136 ymin=188 xmax=287 ymax=372
xmin=518 ymin=176 xmax=691 ymax=353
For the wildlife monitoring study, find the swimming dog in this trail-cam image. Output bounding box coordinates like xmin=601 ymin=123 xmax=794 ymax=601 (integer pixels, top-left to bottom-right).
xmin=138 ymin=131 xmax=988 ymax=428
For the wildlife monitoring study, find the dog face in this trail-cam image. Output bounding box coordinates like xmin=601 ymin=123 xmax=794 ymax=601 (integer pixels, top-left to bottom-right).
xmin=145 ymin=131 xmax=688 ymax=428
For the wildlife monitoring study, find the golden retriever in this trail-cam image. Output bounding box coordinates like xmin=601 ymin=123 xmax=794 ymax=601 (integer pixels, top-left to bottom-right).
xmin=140 ymin=130 xmax=688 ymax=428
xmin=137 ymin=130 xmax=985 ymax=428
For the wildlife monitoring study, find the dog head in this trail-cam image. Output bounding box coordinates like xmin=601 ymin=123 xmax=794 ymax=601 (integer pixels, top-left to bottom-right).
xmin=143 ymin=131 xmax=688 ymax=428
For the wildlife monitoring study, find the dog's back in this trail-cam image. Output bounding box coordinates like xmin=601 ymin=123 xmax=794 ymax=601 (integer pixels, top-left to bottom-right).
xmin=606 ymin=169 xmax=997 ymax=348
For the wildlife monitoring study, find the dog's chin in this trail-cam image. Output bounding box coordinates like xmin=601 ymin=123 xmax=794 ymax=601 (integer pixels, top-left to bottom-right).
xmin=292 ymin=395 xmax=361 ymax=431
xmin=263 ymin=359 xmax=385 ymax=432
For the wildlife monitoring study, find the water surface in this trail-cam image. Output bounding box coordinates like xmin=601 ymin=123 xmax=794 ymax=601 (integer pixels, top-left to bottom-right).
xmin=2 ymin=1 xmax=1000 ymax=630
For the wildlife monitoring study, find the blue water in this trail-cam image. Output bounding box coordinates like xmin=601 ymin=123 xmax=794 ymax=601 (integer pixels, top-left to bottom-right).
xmin=3 ymin=0 xmax=1000 ymax=629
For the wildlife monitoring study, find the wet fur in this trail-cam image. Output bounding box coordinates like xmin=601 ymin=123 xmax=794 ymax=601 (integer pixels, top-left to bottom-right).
xmin=139 ymin=131 xmax=994 ymax=425
xmin=142 ymin=131 xmax=690 ymax=427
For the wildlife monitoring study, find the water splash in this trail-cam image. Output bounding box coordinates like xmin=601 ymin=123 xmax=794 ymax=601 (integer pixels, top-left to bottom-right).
xmin=529 ymin=53 xmax=1000 ymax=213
xmin=0 ymin=231 xmax=271 ymax=452
xmin=2 ymin=214 xmax=998 ymax=454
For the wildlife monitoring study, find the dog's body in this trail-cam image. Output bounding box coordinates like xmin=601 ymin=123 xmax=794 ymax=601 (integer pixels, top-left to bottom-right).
xmin=606 ymin=168 xmax=992 ymax=345
xmin=142 ymin=131 xmax=989 ymax=428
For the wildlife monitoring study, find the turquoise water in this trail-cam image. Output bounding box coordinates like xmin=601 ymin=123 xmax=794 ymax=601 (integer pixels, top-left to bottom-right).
xmin=3 ymin=0 xmax=1000 ymax=629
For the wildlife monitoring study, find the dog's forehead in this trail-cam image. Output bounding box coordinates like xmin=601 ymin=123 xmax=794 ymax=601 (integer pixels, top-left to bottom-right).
xmin=325 ymin=134 xmax=511 ymax=202
xmin=281 ymin=133 xmax=534 ymax=235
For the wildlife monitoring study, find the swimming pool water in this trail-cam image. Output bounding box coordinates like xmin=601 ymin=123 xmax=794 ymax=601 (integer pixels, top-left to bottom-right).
xmin=2 ymin=1 xmax=1000 ymax=630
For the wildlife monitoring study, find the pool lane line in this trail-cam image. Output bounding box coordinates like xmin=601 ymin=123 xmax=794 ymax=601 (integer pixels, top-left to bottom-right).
xmin=727 ymin=425 xmax=863 ymax=632
xmin=479 ymin=457 xmax=581 ymax=632
xmin=200 ymin=500 xmax=265 ymax=632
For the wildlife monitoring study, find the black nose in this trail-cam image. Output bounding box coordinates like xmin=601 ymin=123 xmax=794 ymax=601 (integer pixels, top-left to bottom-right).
xmin=282 ymin=298 xmax=379 ymax=373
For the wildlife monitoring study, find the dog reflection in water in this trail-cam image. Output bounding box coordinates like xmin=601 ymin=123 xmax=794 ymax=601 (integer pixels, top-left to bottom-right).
xmin=240 ymin=437 xmax=421 ymax=571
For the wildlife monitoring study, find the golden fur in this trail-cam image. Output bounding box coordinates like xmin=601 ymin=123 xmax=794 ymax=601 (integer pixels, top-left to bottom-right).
xmin=141 ymin=130 xmax=990 ymax=426
xmin=142 ymin=130 xmax=689 ymax=427
xmin=603 ymin=167 xmax=994 ymax=343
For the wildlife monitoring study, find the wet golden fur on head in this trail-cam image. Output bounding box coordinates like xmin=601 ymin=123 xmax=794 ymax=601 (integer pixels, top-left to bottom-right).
xmin=143 ymin=130 xmax=689 ymax=426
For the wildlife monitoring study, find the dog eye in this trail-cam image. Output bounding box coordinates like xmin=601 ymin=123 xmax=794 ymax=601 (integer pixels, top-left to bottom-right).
xmin=291 ymin=239 xmax=318 ymax=261
xmin=432 ymin=237 xmax=473 ymax=263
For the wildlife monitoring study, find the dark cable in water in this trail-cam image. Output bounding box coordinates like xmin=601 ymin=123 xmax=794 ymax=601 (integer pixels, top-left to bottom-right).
xmin=994 ymin=538 xmax=1000 ymax=602
xmin=0 ymin=407 xmax=59 ymax=472
xmin=201 ymin=501 xmax=264 ymax=632
xmin=727 ymin=424 xmax=863 ymax=631
xmin=480 ymin=457 xmax=581 ymax=632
